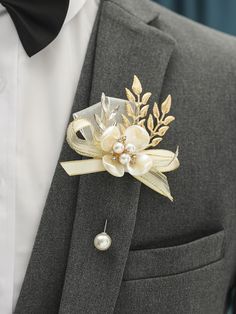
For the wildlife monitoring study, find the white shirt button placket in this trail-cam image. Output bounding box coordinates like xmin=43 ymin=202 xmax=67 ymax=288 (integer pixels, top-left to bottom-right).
xmin=0 ymin=5 xmax=19 ymax=314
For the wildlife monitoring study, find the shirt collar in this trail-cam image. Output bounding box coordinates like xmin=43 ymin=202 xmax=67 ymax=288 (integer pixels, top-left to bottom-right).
xmin=64 ymin=0 xmax=88 ymax=24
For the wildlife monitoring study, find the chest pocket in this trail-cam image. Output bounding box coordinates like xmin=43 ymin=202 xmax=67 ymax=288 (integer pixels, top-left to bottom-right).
xmin=124 ymin=229 xmax=225 ymax=281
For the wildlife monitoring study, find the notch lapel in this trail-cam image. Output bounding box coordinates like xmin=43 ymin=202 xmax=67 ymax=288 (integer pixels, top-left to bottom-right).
xmin=59 ymin=1 xmax=176 ymax=313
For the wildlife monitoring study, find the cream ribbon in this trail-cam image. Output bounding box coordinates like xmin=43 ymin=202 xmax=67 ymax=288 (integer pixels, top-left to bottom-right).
xmin=60 ymin=117 xmax=179 ymax=201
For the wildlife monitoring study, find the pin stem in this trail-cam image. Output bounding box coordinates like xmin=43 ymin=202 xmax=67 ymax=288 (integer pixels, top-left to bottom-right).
xmin=104 ymin=219 xmax=108 ymax=233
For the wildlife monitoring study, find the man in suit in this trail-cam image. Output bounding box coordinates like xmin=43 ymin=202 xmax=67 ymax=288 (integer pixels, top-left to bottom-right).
xmin=0 ymin=0 xmax=235 ymax=313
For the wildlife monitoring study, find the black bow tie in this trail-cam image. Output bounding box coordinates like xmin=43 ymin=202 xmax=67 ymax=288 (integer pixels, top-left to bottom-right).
xmin=1 ymin=0 xmax=69 ymax=57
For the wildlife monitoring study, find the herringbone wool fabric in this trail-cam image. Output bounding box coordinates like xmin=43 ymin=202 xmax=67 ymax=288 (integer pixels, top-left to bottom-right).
xmin=15 ymin=0 xmax=236 ymax=313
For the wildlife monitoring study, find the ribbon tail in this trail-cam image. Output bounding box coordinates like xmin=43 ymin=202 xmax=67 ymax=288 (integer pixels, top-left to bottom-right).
xmin=134 ymin=171 xmax=173 ymax=201
xmin=60 ymin=159 xmax=105 ymax=176
xmin=146 ymin=147 xmax=180 ymax=173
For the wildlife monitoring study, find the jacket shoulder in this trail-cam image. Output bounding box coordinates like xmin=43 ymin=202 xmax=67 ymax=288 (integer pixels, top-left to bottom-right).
xmin=153 ymin=3 xmax=236 ymax=67
xmin=110 ymin=0 xmax=236 ymax=65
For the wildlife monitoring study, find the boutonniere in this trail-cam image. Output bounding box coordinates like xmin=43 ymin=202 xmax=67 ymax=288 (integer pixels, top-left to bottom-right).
xmin=60 ymin=76 xmax=179 ymax=201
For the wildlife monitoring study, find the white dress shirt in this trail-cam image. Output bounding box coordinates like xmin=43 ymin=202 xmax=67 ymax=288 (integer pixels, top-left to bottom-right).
xmin=0 ymin=0 xmax=99 ymax=312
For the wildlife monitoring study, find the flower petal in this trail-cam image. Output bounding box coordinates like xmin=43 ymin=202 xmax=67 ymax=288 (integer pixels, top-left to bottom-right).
xmin=127 ymin=153 xmax=153 ymax=176
xmin=125 ymin=125 xmax=150 ymax=151
xmin=101 ymin=126 xmax=121 ymax=152
xmin=102 ymin=154 xmax=125 ymax=177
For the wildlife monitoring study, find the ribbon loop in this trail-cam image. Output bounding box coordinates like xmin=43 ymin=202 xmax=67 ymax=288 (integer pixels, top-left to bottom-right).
xmin=66 ymin=118 xmax=102 ymax=158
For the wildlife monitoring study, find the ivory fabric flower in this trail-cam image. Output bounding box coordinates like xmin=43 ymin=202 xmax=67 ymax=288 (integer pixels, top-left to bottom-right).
xmin=101 ymin=125 xmax=153 ymax=177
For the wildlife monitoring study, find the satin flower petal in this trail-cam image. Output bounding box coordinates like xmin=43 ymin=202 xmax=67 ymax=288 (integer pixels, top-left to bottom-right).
xmin=125 ymin=125 xmax=150 ymax=151
xmin=101 ymin=126 xmax=120 ymax=152
xmin=126 ymin=153 xmax=153 ymax=176
xmin=102 ymin=154 xmax=125 ymax=177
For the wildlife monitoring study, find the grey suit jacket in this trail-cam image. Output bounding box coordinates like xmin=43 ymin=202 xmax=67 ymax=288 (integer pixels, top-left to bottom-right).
xmin=14 ymin=0 xmax=236 ymax=313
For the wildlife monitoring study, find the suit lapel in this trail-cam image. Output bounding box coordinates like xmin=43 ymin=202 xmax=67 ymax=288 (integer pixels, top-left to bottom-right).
xmin=59 ymin=1 xmax=176 ymax=313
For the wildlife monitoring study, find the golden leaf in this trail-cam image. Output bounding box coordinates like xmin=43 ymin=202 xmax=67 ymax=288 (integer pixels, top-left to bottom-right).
xmin=163 ymin=115 xmax=175 ymax=125
xmin=122 ymin=114 xmax=131 ymax=128
xmin=147 ymin=114 xmax=154 ymax=131
xmin=137 ymin=119 xmax=146 ymax=128
xmin=125 ymin=88 xmax=136 ymax=102
xmin=157 ymin=126 xmax=169 ymax=136
xmin=118 ymin=123 xmax=126 ymax=135
xmin=151 ymin=137 xmax=162 ymax=147
xmin=153 ymin=102 xmax=160 ymax=120
xmin=132 ymin=75 xmax=142 ymax=95
xmin=126 ymin=101 xmax=135 ymax=117
xmin=140 ymin=105 xmax=149 ymax=118
xmin=142 ymin=92 xmax=152 ymax=105
xmin=161 ymin=95 xmax=172 ymax=115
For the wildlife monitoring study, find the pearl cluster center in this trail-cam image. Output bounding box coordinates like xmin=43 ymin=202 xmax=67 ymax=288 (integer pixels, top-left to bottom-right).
xmin=112 ymin=138 xmax=136 ymax=165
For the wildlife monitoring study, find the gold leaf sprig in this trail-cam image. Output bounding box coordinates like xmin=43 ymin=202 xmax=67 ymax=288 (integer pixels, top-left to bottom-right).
xmin=124 ymin=75 xmax=152 ymax=126
xmin=122 ymin=75 xmax=175 ymax=147
xmin=147 ymin=95 xmax=175 ymax=147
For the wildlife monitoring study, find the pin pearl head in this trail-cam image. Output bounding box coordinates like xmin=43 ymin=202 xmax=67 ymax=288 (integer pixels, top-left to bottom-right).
xmin=94 ymin=232 xmax=112 ymax=251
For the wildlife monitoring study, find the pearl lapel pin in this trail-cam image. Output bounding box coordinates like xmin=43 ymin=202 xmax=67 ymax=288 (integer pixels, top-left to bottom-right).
xmin=94 ymin=220 xmax=112 ymax=251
